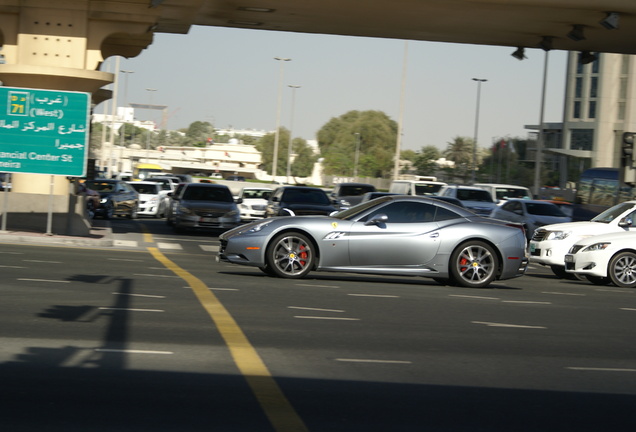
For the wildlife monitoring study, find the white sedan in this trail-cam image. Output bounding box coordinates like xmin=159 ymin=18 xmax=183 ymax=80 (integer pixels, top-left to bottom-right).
xmin=564 ymin=231 xmax=636 ymax=287
xmin=528 ymin=200 xmax=636 ymax=278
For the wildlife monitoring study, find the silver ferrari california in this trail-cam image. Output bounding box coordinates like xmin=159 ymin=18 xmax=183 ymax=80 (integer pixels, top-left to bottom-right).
xmin=218 ymin=195 xmax=529 ymax=288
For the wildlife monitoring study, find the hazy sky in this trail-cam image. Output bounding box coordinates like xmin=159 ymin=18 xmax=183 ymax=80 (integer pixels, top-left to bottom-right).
xmin=97 ymin=25 xmax=569 ymax=152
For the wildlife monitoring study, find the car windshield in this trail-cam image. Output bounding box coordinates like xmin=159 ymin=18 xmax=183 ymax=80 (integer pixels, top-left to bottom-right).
xmin=282 ymin=189 xmax=330 ymax=205
xmin=242 ymin=189 xmax=271 ymax=199
xmin=591 ymin=202 xmax=636 ymax=223
xmin=332 ymin=196 xmax=394 ymax=220
xmin=496 ymin=188 xmax=530 ymax=200
xmin=130 ymin=184 xmax=160 ymax=195
xmin=85 ymin=181 xmax=115 ymax=192
xmin=525 ymin=202 xmax=566 ymax=217
xmin=457 ymin=189 xmax=493 ymax=202
xmin=182 ymin=186 xmax=233 ymax=202
xmin=414 ymin=183 xmax=443 ymax=195
xmin=339 ymin=185 xmax=375 ymax=196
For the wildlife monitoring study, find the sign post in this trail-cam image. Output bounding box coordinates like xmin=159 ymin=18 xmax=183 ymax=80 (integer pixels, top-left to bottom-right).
xmin=0 ymin=87 xmax=90 ymax=176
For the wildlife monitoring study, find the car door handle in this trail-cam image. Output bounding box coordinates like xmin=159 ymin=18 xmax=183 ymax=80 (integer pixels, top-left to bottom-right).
xmin=430 ymin=232 xmax=439 ymax=238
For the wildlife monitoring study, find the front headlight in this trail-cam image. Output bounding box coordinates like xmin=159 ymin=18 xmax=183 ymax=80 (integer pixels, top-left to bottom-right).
xmin=546 ymin=230 xmax=571 ymax=241
xmin=100 ymin=198 xmax=108 ymax=204
xmin=243 ymin=220 xmax=273 ymax=234
xmin=582 ymin=242 xmax=611 ymax=252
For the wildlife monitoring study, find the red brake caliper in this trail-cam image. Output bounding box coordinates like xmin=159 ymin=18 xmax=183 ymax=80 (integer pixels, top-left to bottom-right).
xmin=299 ymin=245 xmax=307 ymax=266
xmin=459 ymin=257 xmax=469 ymax=272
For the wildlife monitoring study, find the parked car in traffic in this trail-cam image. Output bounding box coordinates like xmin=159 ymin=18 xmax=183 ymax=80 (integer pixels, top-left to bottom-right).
xmin=473 ymin=183 xmax=532 ymax=202
xmin=490 ymin=199 xmax=571 ymax=239
xmin=438 ymin=185 xmax=497 ymax=216
xmin=565 ymin=231 xmax=636 ymax=287
xmin=266 ymin=186 xmax=337 ymax=217
xmin=225 ymin=175 xmax=246 ymax=181
xmin=389 ymin=179 xmax=447 ymax=196
xmin=219 ymin=195 xmax=528 ymax=288
xmin=529 ymin=200 xmax=636 ymax=278
xmin=84 ymin=179 xmax=139 ymax=219
xmin=238 ymin=187 xmax=272 ymax=222
xmin=145 ymin=176 xmax=179 ymax=193
xmin=127 ymin=181 xmax=168 ymax=218
xmin=360 ymin=192 xmax=398 ymax=203
xmin=330 ymin=182 xmax=376 ymax=209
xmin=166 ymin=183 xmax=241 ymax=232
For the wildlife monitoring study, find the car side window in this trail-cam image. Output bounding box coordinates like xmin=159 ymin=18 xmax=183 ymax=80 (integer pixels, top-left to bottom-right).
xmin=366 ymin=202 xmax=437 ymax=223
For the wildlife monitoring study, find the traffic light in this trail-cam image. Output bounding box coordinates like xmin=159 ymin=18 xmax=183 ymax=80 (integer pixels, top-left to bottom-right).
xmin=623 ymin=132 xmax=635 ymax=164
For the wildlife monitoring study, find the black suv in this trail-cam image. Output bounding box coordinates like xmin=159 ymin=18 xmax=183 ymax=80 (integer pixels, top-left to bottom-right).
xmin=84 ymin=179 xmax=139 ymax=219
xmin=330 ymin=182 xmax=377 ymax=209
xmin=266 ymin=186 xmax=337 ymax=217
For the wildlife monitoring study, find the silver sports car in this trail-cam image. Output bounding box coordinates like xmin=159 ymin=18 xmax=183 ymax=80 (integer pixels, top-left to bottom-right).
xmin=218 ymin=195 xmax=529 ymax=288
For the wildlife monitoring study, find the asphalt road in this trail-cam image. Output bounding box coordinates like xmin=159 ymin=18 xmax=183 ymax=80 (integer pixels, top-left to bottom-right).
xmin=1 ymin=218 xmax=636 ymax=431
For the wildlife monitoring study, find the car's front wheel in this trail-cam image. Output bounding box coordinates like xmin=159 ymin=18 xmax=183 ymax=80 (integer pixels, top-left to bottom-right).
xmin=102 ymin=200 xmax=115 ymax=219
xmin=585 ymin=275 xmax=612 ymax=285
xmin=265 ymin=232 xmax=314 ymax=278
xmin=550 ymin=265 xmax=576 ymax=280
xmin=449 ymin=241 xmax=498 ymax=288
xmin=127 ymin=204 xmax=138 ymax=219
xmin=608 ymin=251 xmax=636 ymax=288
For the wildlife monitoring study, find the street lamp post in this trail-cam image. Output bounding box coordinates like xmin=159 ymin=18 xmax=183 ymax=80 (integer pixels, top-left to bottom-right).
xmin=272 ymin=57 xmax=291 ymax=183
xmin=286 ymin=84 xmax=301 ymax=184
xmin=119 ymin=70 xmax=134 ymax=147
xmin=471 ymin=78 xmax=487 ymax=184
xmin=145 ymin=88 xmax=158 ymax=161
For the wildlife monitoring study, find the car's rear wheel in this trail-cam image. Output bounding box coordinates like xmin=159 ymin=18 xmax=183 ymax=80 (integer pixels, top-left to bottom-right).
xmin=266 ymin=232 xmax=314 ymax=279
xmin=585 ymin=275 xmax=612 ymax=285
xmin=449 ymin=241 xmax=498 ymax=288
xmin=608 ymin=251 xmax=636 ymax=288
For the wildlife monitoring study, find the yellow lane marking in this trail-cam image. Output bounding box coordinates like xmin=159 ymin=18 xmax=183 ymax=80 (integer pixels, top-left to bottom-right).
xmin=148 ymin=247 xmax=308 ymax=432
xmin=139 ymin=223 xmax=154 ymax=244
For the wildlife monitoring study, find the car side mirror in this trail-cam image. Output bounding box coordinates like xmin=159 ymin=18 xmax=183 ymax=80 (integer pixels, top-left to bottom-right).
xmin=619 ymin=217 xmax=633 ymax=228
xmin=235 ymin=198 xmax=243 ymax=204
xmin=272 ymin=197 xmax=280 ymax=202
xmin=365 ymin=213 xmax=388 ymax=226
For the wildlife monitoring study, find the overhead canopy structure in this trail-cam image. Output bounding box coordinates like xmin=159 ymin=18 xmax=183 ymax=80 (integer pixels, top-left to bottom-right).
xmin=153 ymin=1 xmax=636 ymax=55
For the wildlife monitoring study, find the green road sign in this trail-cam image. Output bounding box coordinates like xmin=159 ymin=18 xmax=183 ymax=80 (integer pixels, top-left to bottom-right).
xmin=0 ymin=87 xmax=90 ymax=176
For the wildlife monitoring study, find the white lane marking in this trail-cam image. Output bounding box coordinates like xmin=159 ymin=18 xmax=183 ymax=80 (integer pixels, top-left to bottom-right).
xmin=335 ymin=358 xmax=412 ymax=364
xmin=18 ymin=278 xmax=69 ymax=283
xmin=0 ymin=251 xmax=24 ymax=254
xmin=98 ymin=307 xmax=164 ymax=312
xmin=200 ymin=245 xmax=219 ymax=252
xmin=114 ymin=240 xmax=138 ymax=247
xmin=289 ymin=306 xmax=345 ymax=313
xmin=620 ymin=308 xmax=636 ymax=311
xmin=23 ymin=259 xmax=62 ymax=263
xmin=450 ymin=295 xmax=499 ymax=300
xmin=294 ymin=316 xmax=359 ymax=321
xmin=567 ymin=367 xmax=636 ymax=372
xmin=157 ymin=242 xmax=182 ymax=250
xmin=542 ymin=291 xmax=586 ymax=296
xmin=95 ymin=349 xmax=173 ymax=355
xmin=0 ymin=265 xmax=26 ymax=268
xmin=112 ymin=292 xmax=166 ymax=299
xmin=295 ymin=283 xmax=340 ymax=288
xmin=134 ymin=273 xmax=180 ymax=278
xmin=472 ymin=321 xmax=547 ymax=329
xmin=210 ymin=287 xmax=239 ymax=291
xmin=347 ymin=294 xmax=399 ymax=298
xmin=502 ymin=301 xmax=552 ymax=304
xmin=596 ymin=288 xmax=632 ymax=293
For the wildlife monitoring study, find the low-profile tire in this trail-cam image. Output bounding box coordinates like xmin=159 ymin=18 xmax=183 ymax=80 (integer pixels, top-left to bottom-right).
xmin=449 ymin=241 xmax=498 ymax=288
xmin=608 ymin=251 xmax=636 ymax=288
xmin=265 ymin=232 xmax=315 ymax=279
xmin=585 ymin=275 xmax=612 ymax=286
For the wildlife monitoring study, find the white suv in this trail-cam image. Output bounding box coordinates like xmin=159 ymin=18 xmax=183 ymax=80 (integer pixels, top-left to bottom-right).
xmin=529 ymin=200 xmax=636 ymax=278
xmin=438 ymin=185 xmax=497 ymax=217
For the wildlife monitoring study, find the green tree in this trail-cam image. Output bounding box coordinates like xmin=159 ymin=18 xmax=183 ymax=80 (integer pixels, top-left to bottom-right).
xmin=316 ymin=110 xmax=398 ymax=178
xmin=117 ymin=123 xmax=146 ymax=146
xmin=443 ymin=136 xmax=475 ymax=182
xmin=185 ymin=121 xmax=215 ymax=146
xmin=291 ymin=139 xmax=317 ymax=178
xmin=413 ymin=145 xmax=441 ymax=176
xmin=256 ymin=127 xmax=292 ymax=176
